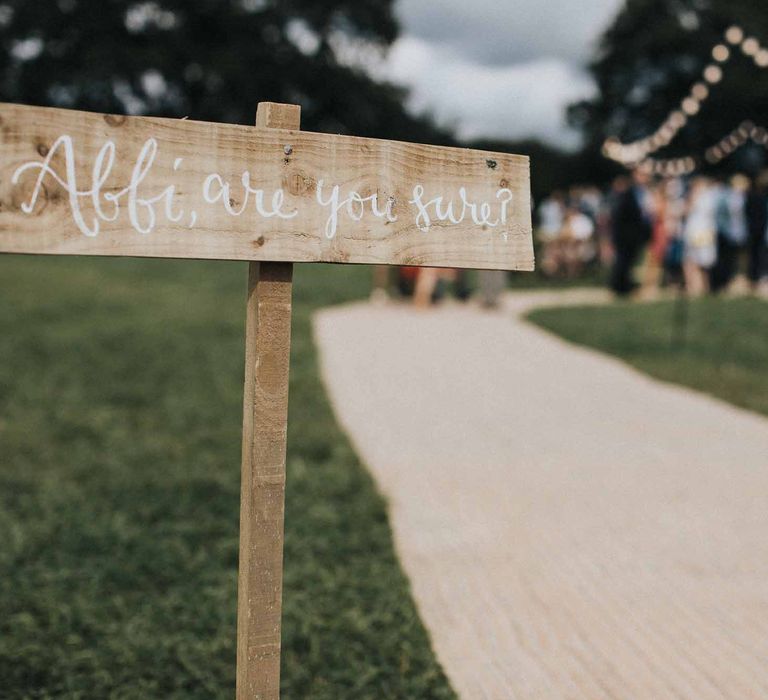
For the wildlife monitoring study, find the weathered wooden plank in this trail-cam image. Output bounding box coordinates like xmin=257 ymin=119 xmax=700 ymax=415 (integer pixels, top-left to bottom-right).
xmin=236 ymin=103 xmax=298 ymax=700
xmin=0 ymin=102 xmax=533 ymax=270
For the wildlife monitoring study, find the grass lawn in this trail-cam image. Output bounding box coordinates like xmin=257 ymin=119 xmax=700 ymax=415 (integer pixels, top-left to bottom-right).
xmin=0 ymin=255 xmax=455 ymax=699
xmin=505 ymin=263 xmax=607 ymax=290
xmin=528 ymin=296 xmax=768 ymax=418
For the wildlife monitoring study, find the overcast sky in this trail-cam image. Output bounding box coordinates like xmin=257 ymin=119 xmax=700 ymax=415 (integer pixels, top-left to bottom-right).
xmin=381 ymin=0 xmax=624 ymax=148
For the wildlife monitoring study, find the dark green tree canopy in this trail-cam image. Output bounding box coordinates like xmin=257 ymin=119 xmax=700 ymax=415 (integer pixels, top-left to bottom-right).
xmin=0 ymin=0 xmax=449 ymax=143
xmin=571 ymin=0 xmax=768 ymax=173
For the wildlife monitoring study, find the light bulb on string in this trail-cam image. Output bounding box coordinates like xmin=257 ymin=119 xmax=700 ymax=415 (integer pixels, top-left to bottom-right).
xmin=669 ymin=110 xmax=687 ymax=128
xmin=704 ymin=64 xmax=723 ymax=83
xmin=682 ymin=97 xmax=700 ymax=115
xmin=691 ymin=82 xmax=709 ymax=100
xmin=742 ymin=37 xmax=760 ymax=56
xmin=712 ymin=44 xmax=730 ymax=61
xmin=726 ymin=26 xmax=744 ymax=45
xmin=755 ymin=49 xmax=768 ymax=67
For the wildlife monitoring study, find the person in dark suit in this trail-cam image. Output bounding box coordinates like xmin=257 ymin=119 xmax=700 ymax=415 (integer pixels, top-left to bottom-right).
xmin=610 ymin=169 xmax=654 ymax=295
xmin=745 ymin=173 xmax=768 ymax=289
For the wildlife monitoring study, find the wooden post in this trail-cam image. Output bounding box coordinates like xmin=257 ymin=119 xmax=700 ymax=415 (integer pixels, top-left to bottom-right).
xmin=236 ymin=102 xmax=300 ymax=700
xmin=0 ymin=100 xmax=533 ymax=695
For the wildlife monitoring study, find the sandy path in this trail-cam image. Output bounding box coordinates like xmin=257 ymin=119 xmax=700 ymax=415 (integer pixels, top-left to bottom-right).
xmin=313 ymin=290 xmax=768 ymax=700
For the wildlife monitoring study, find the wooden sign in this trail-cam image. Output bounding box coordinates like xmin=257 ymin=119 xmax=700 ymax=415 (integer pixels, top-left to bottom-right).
xmin=0 ymin=102 xmax=533 ymax=270
xmin=0 ymin=100 xmax=533 ymax=700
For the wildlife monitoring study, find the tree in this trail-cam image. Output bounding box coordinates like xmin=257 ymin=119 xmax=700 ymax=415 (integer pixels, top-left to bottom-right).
xmin=570 ymin=0 xmax=768 ymax=174
xmin=468 ymin=137 xmax=600 ymax=202
xmin=0 ymin=0 xmax=449 ymax=144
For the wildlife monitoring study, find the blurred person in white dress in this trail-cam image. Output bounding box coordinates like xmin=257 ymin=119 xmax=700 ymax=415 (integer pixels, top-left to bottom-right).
xmin=683 ymin=177 xmax=718 ymax=296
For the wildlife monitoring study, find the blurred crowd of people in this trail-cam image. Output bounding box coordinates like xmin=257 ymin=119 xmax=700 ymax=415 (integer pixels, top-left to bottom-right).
xmin=373 ymin=266 xmax=509 ymax=309
xmin=537 ymin=171 xmax=768 ymax=297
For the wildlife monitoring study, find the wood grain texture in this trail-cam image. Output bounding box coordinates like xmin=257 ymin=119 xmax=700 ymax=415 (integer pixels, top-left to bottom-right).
xmin=236 ymin=104 xmax=298 ymax=700
xmin=0 ymin=102 xmax=532 ymax=270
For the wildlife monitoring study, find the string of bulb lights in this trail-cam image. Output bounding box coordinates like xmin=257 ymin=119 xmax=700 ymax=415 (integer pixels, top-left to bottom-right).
xmin=635 ymin=121 xmax=768 ymax=177
xmin=602 ymin=25 xmax=767 ymax=173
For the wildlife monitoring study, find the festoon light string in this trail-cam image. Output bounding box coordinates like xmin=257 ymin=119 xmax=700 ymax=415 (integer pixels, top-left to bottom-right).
xmin=602 ymin=26 xmax=768 ymax=175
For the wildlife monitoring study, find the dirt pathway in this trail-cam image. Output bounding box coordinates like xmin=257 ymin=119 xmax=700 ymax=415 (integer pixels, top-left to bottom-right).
xmin=313 ymin=289 xmax=768 ymax=700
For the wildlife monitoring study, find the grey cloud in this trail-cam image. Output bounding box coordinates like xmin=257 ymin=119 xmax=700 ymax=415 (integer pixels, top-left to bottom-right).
xmin=381 ymin=1 xmax=624 ymax=145
xmin=384 ymin=37 xmax=595 ymax=147
xmin=396 ymin=0 xmax=622 ymax=66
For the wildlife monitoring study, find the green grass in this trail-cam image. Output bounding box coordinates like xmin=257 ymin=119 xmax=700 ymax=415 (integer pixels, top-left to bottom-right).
xmin=0 ymin=256 xmax=455 ymax=699
xmin=505 ymin=263 xmax=607 ymax=290
xmin=528 ymin=296 xmax=768 ymax=417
